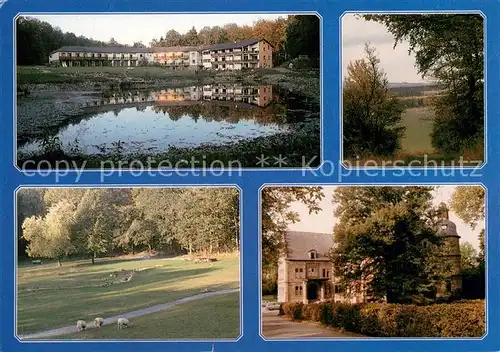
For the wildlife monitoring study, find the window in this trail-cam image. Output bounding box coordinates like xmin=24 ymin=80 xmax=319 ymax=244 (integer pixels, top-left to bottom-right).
xmin=295 ymin=285 xmax=303 ymax=296
xmin=192 ymin=60 xmax=196 ymax=64
xmin=327 ymin=270 xmax=330 ymax=278
xmin=309 ymin=250 xmax=317 ymax=259
xmin=322 ymin=269 xmax=326 ymax=277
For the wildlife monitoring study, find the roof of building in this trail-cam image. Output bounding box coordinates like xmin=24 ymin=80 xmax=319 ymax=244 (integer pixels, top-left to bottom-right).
xmin=437 ymin=219 xmax=460 ymax=238
xmin=285 ymin=231 xmax=333 ymax=261
xmin=152 ymin=46 xmax=200 ymax=53
xmin=51 ymin=46 xmax=152 ymax=54
xmin=203 ymin=38 xmax=272 ymax=51
xmin=51 ymin=39 xmax=273 ymax=55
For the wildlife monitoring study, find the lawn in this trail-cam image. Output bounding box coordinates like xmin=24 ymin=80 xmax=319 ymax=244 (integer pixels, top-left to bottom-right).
xmin=53 ymin=292 xmax=240 ymax=340
xmin=17 ymin=65 xmax=208 ymax=85
xmin=400 ymin=107 xmax=435 ymax=153
xmin=17 ymin=256 xmax=240 ymax=335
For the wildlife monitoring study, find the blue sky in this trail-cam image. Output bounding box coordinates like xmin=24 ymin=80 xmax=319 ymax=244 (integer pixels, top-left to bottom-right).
xmin=288 ymin=186 xmax=484 ymax=251
xmin=342 ymin=14 xmax=428 ymax=83
xmin=30 ymin=14 xmax=287 ymax=46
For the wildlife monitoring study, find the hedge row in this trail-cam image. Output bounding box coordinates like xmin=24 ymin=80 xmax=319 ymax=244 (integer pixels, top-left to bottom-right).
xmin=280 ymin=300 xmax=485 ymax=337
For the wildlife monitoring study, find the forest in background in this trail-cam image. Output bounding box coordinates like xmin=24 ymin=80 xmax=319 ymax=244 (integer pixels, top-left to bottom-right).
xmin=16 ymin=15 xmax=320 ymax=67
xmin=17 ymin=188 xmax=240 ymax=265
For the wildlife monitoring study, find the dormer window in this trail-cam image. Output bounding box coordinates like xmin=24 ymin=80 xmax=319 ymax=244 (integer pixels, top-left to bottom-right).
xmin=308 ymin=250 xmax=317 ymax=260
xmin=441 ymin=223 xmax=448 ymax=230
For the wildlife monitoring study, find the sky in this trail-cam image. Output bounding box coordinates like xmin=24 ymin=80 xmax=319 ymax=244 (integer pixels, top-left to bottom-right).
xmin=30 ymin=14 xmax=286 ymax=47
xmin=287 ymin=186 xmax=484 ymax=251
xmin=342 ymin=14 xmax=428 ymax=83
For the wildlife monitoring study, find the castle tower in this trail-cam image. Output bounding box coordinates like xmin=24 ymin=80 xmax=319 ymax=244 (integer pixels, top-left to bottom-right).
xmin=436 ymin=203 xmax=462 ymax=298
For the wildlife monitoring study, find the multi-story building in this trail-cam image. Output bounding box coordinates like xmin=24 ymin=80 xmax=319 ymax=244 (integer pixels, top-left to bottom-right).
xmin=48 ymin=46 xmax=153 ymax=67
xmin=277 ymin=218 xmax=464 ymax=304
xmin=202 ymin=84 xmax=273 ymax=107
xmin=202 ymin=39 xmax=273 ymax=70
xmin=49 ymin=38 xmax=273 ymax=70
xmin=152 ymin=46 xmax=202 ymax=70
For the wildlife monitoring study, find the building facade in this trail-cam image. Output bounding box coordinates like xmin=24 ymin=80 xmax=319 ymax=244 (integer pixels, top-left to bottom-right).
xmin=277 ymin=231 xmax=367 ymax=304
xmin=49 ymin=46 xmax=153 ymax=67
xmin=152 ymin=46 xmax=202 ymax=70
xmin=49 ymin=38 xmax=273 ymax=70
xmin=201 ymin=39 xmax=273 ymax=71
xmin=277 ymin=225 xmax=463 ymax=304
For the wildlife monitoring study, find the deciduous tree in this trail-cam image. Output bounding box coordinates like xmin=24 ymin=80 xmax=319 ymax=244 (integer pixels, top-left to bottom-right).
xmin=330 ymin=186 xmax=449 ymax=303
xmin=343 ymin=44 xmax=405 ymax=158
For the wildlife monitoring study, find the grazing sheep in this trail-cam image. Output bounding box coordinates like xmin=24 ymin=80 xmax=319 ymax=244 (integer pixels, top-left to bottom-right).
xmin=117 ymin=317 xmax=129 ymax=330
xmin=94 ymin=317 xmax=104 ymax=328
xmin=76 ymin=320 xmax=86 ymax=331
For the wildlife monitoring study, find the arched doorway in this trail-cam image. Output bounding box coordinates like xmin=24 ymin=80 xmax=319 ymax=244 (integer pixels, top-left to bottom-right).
xmin=307 ymin=281 xmax=319 ymax=300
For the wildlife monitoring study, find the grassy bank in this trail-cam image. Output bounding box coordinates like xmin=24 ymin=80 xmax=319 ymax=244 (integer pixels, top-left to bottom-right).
xmin=47 ymin=292 xmax=240 ymax=340
xmin=17 ymin=256 xmax=240 ymax=334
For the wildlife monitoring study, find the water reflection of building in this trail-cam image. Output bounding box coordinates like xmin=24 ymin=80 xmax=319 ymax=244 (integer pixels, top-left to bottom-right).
xmin=85 ymin=85 xmax=274 ymax=108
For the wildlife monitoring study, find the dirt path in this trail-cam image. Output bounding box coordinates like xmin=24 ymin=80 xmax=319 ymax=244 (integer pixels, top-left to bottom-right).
xmin=19 ymin=289 xmax=239 ymax=340
xmin=262 ymin=309 xmax=364 ymax=339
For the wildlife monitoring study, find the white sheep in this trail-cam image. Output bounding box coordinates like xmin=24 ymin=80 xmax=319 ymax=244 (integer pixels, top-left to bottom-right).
xmin=76 ymin=320 xmax=87 ymax=331
xmin=94 ymin=317 xmax=104 ymax=328
xmin=117 ymin=317 xmax=129 ymax=330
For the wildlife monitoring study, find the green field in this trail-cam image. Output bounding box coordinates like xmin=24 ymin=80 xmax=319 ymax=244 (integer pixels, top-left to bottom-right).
xmin=17 ymin=65 xmax=207 ymax=85
xmin=17 ymin=256 xmax=240 ymax=336
xmin=400 ymin=107 xmax=435 ymax=153
xmin=57 ymin=292 xmax=240 ymax=340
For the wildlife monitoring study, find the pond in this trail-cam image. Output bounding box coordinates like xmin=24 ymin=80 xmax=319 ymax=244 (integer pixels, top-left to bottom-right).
xmin=18 ymin=84 xmax=316 ymax=157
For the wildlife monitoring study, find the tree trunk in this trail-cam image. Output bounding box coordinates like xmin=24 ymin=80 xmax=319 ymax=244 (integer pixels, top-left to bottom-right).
xmin=91 ymin=252 xmax=95 ymax=264
xmin=57 ymin=258 xmax=61 ymax=267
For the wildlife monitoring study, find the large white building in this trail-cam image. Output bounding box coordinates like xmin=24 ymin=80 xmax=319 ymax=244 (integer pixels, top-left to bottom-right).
xmin=48 ymin=38 xmax=273 ymax=70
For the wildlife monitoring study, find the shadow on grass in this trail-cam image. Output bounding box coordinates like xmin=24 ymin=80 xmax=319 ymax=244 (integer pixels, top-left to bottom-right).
xmin=17 ymin=263 xmax=238 ymax=334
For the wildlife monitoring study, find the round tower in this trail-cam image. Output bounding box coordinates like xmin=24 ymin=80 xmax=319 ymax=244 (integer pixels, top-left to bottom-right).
xmin=436 ymin=203 xmax=462 ymax=297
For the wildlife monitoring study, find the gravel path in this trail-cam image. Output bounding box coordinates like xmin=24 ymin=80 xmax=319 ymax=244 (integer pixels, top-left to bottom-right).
xmin=261 ymin=309 xmax=365 ymax=339
xmin=19 ymin=289 xmax=239 ymax=340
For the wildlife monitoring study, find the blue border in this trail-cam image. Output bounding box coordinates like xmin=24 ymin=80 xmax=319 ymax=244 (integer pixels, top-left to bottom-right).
xmin=1 ymin=1 xmax=499 ymax=352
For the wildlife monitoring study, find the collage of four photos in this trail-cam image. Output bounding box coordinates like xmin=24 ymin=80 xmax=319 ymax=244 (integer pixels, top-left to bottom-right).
xmin=12 ymin=10 xmax=486 ymax=344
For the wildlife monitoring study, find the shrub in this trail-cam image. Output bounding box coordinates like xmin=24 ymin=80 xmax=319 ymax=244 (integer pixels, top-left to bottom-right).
xmin=281 ymin=302 xmax=304 ymax=320
xmin=280 ymin=300 xmax=485 ymax=337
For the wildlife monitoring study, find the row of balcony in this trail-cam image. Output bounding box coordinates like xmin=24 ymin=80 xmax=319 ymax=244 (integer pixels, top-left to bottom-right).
xmin=59 ymin=54 xmax=143 ymax=60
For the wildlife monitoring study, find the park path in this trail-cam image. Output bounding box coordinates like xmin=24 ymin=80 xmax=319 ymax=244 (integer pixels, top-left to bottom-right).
xmin=19 ymin=289 xmax=239 ymax=340
xmin=262 ymin=309 xmax=364 ymax=339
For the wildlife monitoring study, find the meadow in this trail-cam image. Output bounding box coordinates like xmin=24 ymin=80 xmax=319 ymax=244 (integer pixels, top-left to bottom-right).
xmin=400 ymin=106 xmax=435 ymax=154
xmin=17 ymin=255 xmax=240 ymax=338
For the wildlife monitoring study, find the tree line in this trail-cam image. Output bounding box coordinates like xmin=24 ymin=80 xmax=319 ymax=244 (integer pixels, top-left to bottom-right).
xmin=262 ymin=186 xmax=485 ymax=303
xmin=343 ymin=14 xmax=484 ymax=159
xmin=17 ymin=188 xmax=240 ymax=265
xmin=16 ymin=15 xmax=320 ymax=67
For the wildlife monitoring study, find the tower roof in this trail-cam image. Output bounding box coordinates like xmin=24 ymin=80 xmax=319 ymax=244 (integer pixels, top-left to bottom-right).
xmin=437 ymin=219 xmax=460 ymax=238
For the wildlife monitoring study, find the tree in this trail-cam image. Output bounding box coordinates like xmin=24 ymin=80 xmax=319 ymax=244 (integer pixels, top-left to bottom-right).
xmin=460 ymin=242 xmax=478 ymax=270
xmin=261 ymin=187 xmax=324 ymax=294
xmin=132 ymin=41 xmax=146 ymax=48
xmin=17 ymin=189 xmax=46 ymax=257
xmin=450 ymin=186 xmax=485 ymax=230
xmin=184 ymin=26 xmax=200 ymax=46
xmin=162 ymin=30 xmax=184 ymax=47
xmin=330 ymin=186 xmax=450 ymax=303
xmin=22 ymin=201 xmax=76 ymax=266
xmin=364 ymin=14 xmax=484 ymax=157
xmin=108 ymin=37 xmax=119 ymax=46
xmin=285 ymin=15 xmax=320 ymax=60
xmin=72 ymin=189 xmax=128 ymax=263
xmin=343 ymin=44 xmax=405 ymax=158
xmin=450 ymin=185 xmax=485 ymax=298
